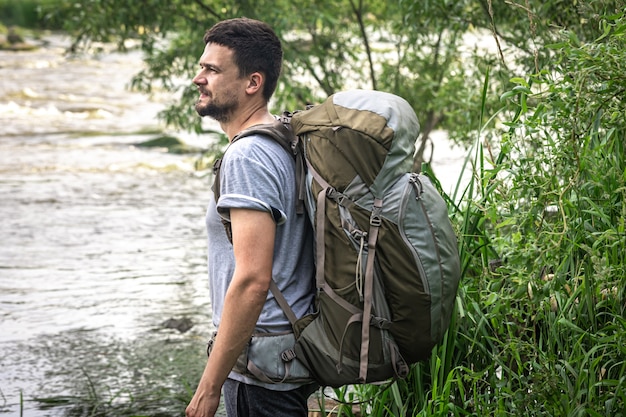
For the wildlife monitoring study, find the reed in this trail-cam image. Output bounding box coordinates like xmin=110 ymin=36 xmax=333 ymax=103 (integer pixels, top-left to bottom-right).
xmin=340 ymin=9 xmax=626 ymax=417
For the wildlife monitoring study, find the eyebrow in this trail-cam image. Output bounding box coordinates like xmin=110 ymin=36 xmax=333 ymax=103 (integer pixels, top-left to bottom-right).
xmin=199 ymin=62 xmax=221 ymax=72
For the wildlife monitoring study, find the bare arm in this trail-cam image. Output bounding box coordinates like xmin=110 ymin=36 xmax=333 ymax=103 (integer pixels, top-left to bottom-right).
xmin=186 ymin=208 xmax=276 ymax=417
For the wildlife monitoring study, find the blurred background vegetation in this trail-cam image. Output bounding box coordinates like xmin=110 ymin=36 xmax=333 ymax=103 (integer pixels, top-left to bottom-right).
xmin=0 ymin=0 xmax=59 ymax=28
xmin=2 ymin=0 xmax=624 ymax=415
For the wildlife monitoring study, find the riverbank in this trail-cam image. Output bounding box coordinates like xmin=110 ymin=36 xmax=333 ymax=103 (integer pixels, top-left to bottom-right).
xmin=0 ymin=23 xmax=38 ymax=50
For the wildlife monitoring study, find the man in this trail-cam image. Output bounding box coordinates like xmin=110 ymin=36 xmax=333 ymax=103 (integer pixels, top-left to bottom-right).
xmin=186 ymin=18 xmax=317 ymax=417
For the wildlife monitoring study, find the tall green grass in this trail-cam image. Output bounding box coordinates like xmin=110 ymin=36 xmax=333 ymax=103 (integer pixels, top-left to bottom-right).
xmin=331 ymin=10 xmax=626 ymax=417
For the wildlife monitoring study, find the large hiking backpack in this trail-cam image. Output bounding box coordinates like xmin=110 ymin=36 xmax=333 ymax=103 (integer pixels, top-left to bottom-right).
xmin=214 ymin=90 xmax=461 ymax=387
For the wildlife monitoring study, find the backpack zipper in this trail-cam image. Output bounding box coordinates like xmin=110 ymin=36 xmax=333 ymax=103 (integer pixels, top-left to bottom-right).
xmin=398 ymin=174 xmax=431 ymax=296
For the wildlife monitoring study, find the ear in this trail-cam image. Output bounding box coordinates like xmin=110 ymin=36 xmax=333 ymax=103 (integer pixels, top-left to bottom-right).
xmin=245 ymin=72 xmax=264 ymax=95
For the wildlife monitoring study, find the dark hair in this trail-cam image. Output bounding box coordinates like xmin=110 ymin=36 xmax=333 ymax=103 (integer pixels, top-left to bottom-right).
xmin=204 ymin=18 xmax=282 ymax=101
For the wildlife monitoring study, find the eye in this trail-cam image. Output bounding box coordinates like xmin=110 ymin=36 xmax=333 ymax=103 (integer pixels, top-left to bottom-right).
xmin=200 ymin=64 xmax=217 ymax=73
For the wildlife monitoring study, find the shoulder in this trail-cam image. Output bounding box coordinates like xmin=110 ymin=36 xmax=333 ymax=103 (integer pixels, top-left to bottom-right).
xmin=226 ymin=133 xmax=292 ymax=167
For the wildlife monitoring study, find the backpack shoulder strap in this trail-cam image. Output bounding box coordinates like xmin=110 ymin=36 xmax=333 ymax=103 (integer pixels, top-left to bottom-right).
xmin=232 ymin=117 xmax=295 ymax=156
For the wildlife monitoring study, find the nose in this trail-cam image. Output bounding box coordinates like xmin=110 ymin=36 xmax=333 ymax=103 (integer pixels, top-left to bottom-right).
xmin=192 ymin=73 xmax=206 ymax=85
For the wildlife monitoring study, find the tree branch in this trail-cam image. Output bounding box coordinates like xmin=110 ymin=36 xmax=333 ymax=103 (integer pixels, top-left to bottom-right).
xmin=192 ymin=0 xmax=223 ymax=20
xmin=412 ymin=110 xmax=443 ymax=173
xmin=349 ymin=0 xmax=377 ymax=90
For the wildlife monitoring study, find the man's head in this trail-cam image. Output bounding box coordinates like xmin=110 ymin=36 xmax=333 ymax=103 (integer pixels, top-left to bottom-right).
xmin=203 ymin=18 xmax=283 ymax=102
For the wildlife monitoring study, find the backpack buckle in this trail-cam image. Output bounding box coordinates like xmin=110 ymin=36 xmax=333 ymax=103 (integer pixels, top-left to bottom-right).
xmin=370 ymin=215 xmax=381 ymax=227
xmin=326 ymin=187 xmax=339 ymax=200
xmin=206 ymin=331 xmax=218 ymax=357
xmin=280 ymin=348 xmax=297 ymax=362
xmin=370 ymin=202 xmax=383 ymax=226
xmin=212 ymin=158 xmax=222 ymax=174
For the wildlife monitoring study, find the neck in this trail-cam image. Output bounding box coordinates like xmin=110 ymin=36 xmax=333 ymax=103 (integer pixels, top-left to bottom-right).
xmin=222 ymin=101 xmax=275 ymax=141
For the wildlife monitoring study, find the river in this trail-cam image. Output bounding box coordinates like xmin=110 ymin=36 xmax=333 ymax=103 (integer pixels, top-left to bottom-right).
xmin=0 ymin=33 xmax=217 ymax=416
xmin=0 ymin=34 xmax=467 ymax=417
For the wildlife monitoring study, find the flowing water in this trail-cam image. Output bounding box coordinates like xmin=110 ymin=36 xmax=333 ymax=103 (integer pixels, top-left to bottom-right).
xmin=0 ymin=34 xmax=467 ymax=417
xmin=0 ymin=34 xmax=216 ymax=416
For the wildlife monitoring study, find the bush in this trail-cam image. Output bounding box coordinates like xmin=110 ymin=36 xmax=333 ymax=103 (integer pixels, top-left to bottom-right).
xmin=446 ymin=10 xmax=625 ymax=416
xmin=0 ymin=0 xmax=63 ymax=29
xmin=338 ymin=9 xmax=626 ymax=417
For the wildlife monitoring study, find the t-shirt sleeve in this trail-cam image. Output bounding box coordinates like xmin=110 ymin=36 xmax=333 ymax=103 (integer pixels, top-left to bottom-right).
xmin=216 ymin=136 xmax=289 ymax=225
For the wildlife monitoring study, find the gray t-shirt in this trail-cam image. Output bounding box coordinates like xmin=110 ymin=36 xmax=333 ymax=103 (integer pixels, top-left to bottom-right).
xmin=205 ymin=133 xmax=315 ymax=389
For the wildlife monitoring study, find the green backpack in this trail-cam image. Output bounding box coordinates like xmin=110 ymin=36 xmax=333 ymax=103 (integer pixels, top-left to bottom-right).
xmin=214 ymin=90 xmax=461 ymax=387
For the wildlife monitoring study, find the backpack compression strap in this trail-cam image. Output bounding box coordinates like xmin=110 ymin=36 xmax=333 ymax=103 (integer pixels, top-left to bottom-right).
xmin=360 ymin=198 xmax=383 ymax=383
xmin=305 ymin=158 xmax=385 ymax=383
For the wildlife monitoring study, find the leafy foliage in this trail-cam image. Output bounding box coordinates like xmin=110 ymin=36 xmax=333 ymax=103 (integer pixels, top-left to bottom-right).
xmin=433 ymin=9 xmax=625 ymax=416
xmin=331 ymin=8 xmax=626 ymax=417
xmin=38 ymin=0 xmax=622 ymax=165
xmin=17 ymin=1 xmax=626 ymax=415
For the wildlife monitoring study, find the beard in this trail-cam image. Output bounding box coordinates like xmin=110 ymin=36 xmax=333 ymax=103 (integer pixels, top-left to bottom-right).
xmin=195 ymin=90 xmax=239 ymax=123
